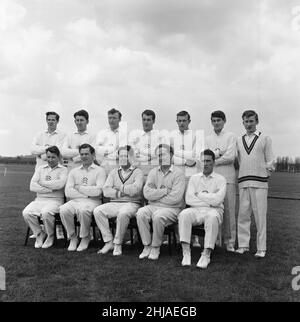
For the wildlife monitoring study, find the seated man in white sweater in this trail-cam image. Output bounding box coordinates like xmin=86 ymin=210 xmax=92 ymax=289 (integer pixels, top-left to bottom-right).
xmin=178 ymin=149 xmax=227 ymax=269
xmin=93 ymin=145 xmax=144 ymax=256
xmin=23 ymin=146 xmax=68 ymax=249
xmin=137 ymin=144 xmax=186 ymax=260
xmin=60 ymin=144 xmax=106 ymax=252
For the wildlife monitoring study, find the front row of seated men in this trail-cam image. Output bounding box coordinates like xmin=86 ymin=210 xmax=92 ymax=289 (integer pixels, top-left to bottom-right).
xmin=23 ymin=143 xmax=226 ymax=269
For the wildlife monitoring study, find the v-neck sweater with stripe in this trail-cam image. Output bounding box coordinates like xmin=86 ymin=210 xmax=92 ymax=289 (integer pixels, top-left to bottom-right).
xmin=103 ymin=167 xmax=144 ymax=204
xmin=237 ymin=132 xmax=274 ymax=189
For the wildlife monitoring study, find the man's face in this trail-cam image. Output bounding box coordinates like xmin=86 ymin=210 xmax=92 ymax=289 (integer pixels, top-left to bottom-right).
xmin=80 ymin=147 xmax=94 ymax=165
xmin=46 ymin=151 xmax=59 ymax=168
xmin=108 ymin=113 xmax=120 ymax=130
xmin=118 ymin=149 xmax=131 ymax=167
xmin=176 ymin=115 xmax=190 ymax=132
xmin=142 ymin=114 xmax=154 ymax=132
xmin=211 ymin=117 xmax=225 ymax=133
xmin=157 ymin=147 xmax=172 ymax=166
xmin=243 ymin=115 xmax=258 ymax=133
xmin=201 ymin=154 xmax=214 ymax=175
xmin=46 ymin=115 xmax=58 ymax=131
xmin=74 ymin=115 xmax=88 ymax=132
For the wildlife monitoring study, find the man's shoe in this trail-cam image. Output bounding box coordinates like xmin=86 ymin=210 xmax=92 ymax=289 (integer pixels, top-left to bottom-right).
xmin=34 ymin=231 xmax=46 ymax=248
xmin=42 ymin=236 xmax=54 ymax=249
xmin=148 ymin=247 xmax=160 ymax=260
xmin=139 ymin=246 xmax=152 ymax=259
xmin=196 ymin=253 xmax=211 ymax=269
xmin=226 ymin=244 xmax=235 ymax=253
xmin=181 ymin=251 xmax=191 ymax=267
xmin=192 ymin=236 xmax=201 ymax=248
xmin=77 ymin=236 xmax=91 ymax=252
xmin=113 ymin=244 xmax=122 ymax=256
xmin=68 ymin=237 xmax=78 ymax=251
xmin=254 ymin=250 xmax=266 ymax=258
xmin=97 ymin=241 xmax=114 ymax=254
xmin=235 ymin=247 xmax=249 ymax=254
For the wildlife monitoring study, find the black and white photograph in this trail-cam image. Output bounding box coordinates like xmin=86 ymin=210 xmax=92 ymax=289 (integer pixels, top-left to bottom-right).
xmin=0 ymin=0 xmax=299 ymax=306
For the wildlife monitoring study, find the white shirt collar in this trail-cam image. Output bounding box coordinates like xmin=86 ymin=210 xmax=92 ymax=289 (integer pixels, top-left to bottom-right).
xmin=246 ymin=130 xmax=260 ymax=137
xmin=80 ymin=163 xmax=96 ymax=170
xmin=159 ymin=164 xmax=174 ymax=174
xmin=45 ymin=129 xmax=59 ymax=134
xmin=43 ymin=163 xmax=63 ymax=169
xmin=200 ymin=171 xmax=216 ymax=179
xmin=118 ymin=165 xmax=135 ymax=172
xmin=74 ymin=130 xmax=88 ymax=135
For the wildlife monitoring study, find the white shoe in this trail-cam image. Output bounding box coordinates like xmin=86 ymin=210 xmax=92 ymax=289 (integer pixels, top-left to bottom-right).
xmin=34 ymin=231 xmax=46 ymax=248
xmin=254 ymin=250 xmax=266 ymax=258
xmin=226 ymin=244 xmax=235 ymax=253
xmin=192 ymin=236 xmax=201 ymax=248
xmin=148 ymin=247 xmax=160 ymax=260
xmin=139 ymin=246 xmax=152 ymax=259
xmin=68 ymin=237 xmax=78 ymax=251
xmin=77 ymin=237 xmax=91 ymax=252
xmin=56 ymin=226 xmax=64 ymax=240
xmin=235 ymin=247 xmax=249 ymax=254
xmin=42 ymin=236 xmax=54 ymax=249
xmin=113 ymin=244 xmax=122 ymax=256
xmin=181 ymin=251 xmax=191 ymax=267
xmin=196 ymin=253 xmax=211 ymax=269
xmin=97 ymin=241 xmax=114 ymax=254
xmin=29 ymin=234 xmax=35 ymax=239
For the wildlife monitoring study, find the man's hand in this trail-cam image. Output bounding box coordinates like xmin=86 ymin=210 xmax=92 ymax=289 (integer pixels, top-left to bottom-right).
xmin=185 ymin=159 xmax=196 ymax=167
xmin=41 ymin=153 xmax=47 ymax=161
xmin=148 ymin=183 xmax=157 ymax=189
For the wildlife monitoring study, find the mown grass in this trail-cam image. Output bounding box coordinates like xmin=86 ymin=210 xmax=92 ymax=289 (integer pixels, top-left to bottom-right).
xmin=0 ymin=164 xmax=299 ymax=302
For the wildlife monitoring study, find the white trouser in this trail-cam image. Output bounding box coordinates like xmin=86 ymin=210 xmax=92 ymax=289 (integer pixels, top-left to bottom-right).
xmin=22 ymin=198 xmax=63 ymax=237
xmin=136 ymin=205 xmax=180 ymax=247
xmin=59 ymin=199 xmax=100 ymax=239
xmin=222 ymin=183 xmax=237 ymax=246
xmin=237 ymin=187 xmax=268 ymax=251
xmin=93 ymin=202 xmax=141 ymax=244
xmin=178 ymin=207 xmax=222 ymax=250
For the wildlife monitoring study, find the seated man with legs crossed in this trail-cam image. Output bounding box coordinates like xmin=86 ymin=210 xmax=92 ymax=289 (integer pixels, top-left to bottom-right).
xmin=178 ymin=149 xmax=227 ymax=268
xmin=137 ymin=144 xmax=185 ymax=260
xmin=60 ymin=144 xmax=106 ymax=251
xmin=93 ymin=145 xmax=144 ymax=256
xmin=23 ymin=146 xmax=68 ymax=248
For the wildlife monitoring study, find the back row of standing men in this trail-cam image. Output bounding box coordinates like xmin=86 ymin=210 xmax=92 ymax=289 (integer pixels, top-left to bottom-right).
xmin=25 ymin=108 xmax=275 ymax=268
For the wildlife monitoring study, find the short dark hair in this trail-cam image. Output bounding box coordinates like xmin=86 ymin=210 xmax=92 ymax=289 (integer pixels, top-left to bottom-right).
xmin=45 ymin=145 xmax=61 ymax=157
xmin=242 ymin=110 xmax=259 ymax=122
xmin=176 ymin=111 xmax=190 ymax=121
xmin=211 ymin=110 xmax=226 ymax=121
xmin=108 ymin=108 xmax=122 ymax=119
xmin=142 ymin=109 xmax=156 ymax=121
xmin=46 ymin=111 xmax=60 ymax=121
xmin=79 ymin=143 xmax=95 ymax=154
xmin=155 ymin=144 xmax=174 ymax=156
xmin=118 ymin=145 xmax=134 ymax=156
xmin=202 ymin=149 xmax=216 ymax=161
xmin=74 ymin=109 xmax=89 ymax=121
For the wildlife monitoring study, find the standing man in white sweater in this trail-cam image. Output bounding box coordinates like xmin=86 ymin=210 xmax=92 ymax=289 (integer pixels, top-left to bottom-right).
xmin=205 ymin=110 xmax=237 ymax=252
xmin=31 ymin=112 xmax=66 ymax=170
xmin=62 ymin=110 xmax=96 ymax=171
xmin=93 ymin=145 xmax=144 ymax=256
xmin=60 ymin=144 xmax=106 ymax=252
xmin=23 ymin=146 xmax=68 ymax=248
xmin=178 ymin=149 xmax=227 ymax=268
xmin=236 ymin=110 xmax=275 ymax=258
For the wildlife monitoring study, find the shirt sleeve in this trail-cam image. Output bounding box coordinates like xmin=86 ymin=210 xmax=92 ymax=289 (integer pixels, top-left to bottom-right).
xmin=264 ymin=136 xmax=276 ymax=171
xmin=103 ymin=171 xmax=119 ymax=199
xmin=62 ymin=135 xmax=79 ymax=159
xmin=78 ymin=167 xmax=107 ymax=197
xmin=159 ymin=171 xmax=186 ymax=205
xmin=122 ymin=170 xmax=144 ymax=197
xmin=196 ymin=176 xmax=227 ymax=207
xmin=65 ymin=170 xmax=87 ymax=199
xmin=39 ymin=167 xmax=68 ymax=190
xmin=30 ymin=168 xmax=52 ymax=194
xmin=143 ymin=170 xmax=168 ymax=201
xmin=215 ymin=134 xmax=237 ymax=166
xmin=30 ymin=132 xmax=47 ymax=156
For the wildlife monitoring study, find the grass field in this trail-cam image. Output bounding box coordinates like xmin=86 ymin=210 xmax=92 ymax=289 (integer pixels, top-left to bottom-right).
xmin=0 ymin=164 xmax=300 ymax=302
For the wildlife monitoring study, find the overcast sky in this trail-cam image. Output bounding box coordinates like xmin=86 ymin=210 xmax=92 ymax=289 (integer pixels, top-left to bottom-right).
xmin=0 ymin=0 xmax=299 ymax=158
